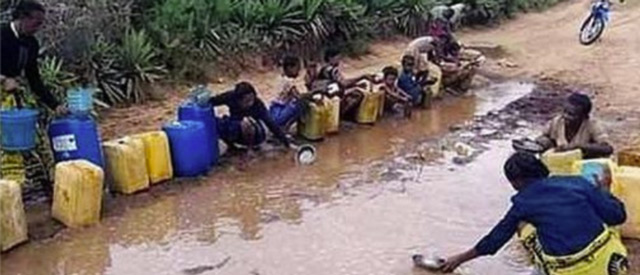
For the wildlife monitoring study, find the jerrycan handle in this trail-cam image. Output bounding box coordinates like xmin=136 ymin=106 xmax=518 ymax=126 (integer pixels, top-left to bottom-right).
xmin=14 ymin=92 xmax=24 ymax=109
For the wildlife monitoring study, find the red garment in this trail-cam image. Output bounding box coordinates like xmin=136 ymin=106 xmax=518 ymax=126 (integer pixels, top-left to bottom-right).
xmin=428 ymin=19 xmax=452 ymax=38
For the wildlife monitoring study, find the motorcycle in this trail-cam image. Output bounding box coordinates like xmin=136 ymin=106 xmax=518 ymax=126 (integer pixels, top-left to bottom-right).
xmin=579 ymin=0 xmax=615 ymax=45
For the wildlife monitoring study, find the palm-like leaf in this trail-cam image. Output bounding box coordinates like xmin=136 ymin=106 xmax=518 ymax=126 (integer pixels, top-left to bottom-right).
xmin=394 ymin=0 xmax=436 ymax=37
xmin=116 ymin=29 xmax=166 ymax=103
xmin=39 ymin=56 xmax=78 ymax=102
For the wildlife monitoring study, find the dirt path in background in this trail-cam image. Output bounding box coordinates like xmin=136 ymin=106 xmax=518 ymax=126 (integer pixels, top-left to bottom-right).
xmin=8 ymin=1 xmax=640 ymax=273
xmin=99 ymin=0 xmax=640 ymax=146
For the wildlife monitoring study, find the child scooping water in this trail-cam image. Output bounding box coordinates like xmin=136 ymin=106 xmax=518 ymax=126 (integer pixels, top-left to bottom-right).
xmin=377 ymin=66 xmax=412 ymax=118
xmin=269 ymin=55 xmax=305 ymax=132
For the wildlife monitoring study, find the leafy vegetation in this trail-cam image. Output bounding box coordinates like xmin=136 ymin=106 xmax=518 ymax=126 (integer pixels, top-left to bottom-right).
xmin=1 ymin=0 xmax=565 ymax=106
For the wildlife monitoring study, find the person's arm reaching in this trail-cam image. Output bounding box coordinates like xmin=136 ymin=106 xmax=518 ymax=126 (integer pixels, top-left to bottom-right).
xmin=584 ymin=183 xmax=626 ymax=226
xmin=579 ymin=143 xmax=614 ymax=158
xmin=25 ymin=40 xmax=60 ymax=110
xmin=386 ymin=87 xmax=412 ymax=102
xmin=441 ymin=206 xmax=522 ymax=272
xmin=335 ymin=68 xmax=373 ymax=89
xmin=256 ymin=101 xmax=290 ymax=147
xmin=208 ymin=90 xmax=235 ymax=107
xmin=580 ymin=120 xmax=614 ymax=158
xmin=536 ymin=119 xmax=556 ymax=151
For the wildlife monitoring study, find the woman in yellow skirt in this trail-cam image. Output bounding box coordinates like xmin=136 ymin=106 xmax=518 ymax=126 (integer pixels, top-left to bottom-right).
xmin=437 ymin=152 xmax=628 ymax=274
xmin=1 ymin=2 xmax=67 ymax=196
xmin=0 ymin=82 xmax=59 ymax=196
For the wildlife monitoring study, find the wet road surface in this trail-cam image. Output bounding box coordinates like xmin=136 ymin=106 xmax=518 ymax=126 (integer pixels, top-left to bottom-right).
xmin=1 ymin=83 xmax=537 ymax=275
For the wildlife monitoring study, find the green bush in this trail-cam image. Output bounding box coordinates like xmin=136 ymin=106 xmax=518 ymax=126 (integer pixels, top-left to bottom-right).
xmin=3 ymin=0 xmax=565 ymax=106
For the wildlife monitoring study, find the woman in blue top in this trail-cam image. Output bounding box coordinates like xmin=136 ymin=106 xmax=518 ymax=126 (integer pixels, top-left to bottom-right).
xmin=438 ymin=152 xmax=628 ymax=275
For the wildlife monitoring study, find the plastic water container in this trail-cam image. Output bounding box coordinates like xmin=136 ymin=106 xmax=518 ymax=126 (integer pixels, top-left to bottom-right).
xmin=163 ymin=120 xmax=210 ymax=177
xmin=178 ymin=102 xmax=219 ymax=166
xmin=323 ymin=95 xmax=341 ymax=134
xmin=573 ymin=158 xmax=616 ymax=186
xmin=356 ymin=81 xmax=383 ymax=124
xmin=541 ymin=149 xmax=583 ymax=175
xmin=67 ymin=88 xmax=94 ymax=116
xmin=611 ymin=166 xmax=640 ymax=239
xmin=298 ymin=96 xmax=327 ymax=141
xmin=48 ymin=116 xmax=104 ymax=168
xmin=188 ymin=85 xmax=212 ymax=106
xmin=0 ymin=109 xmax=39 ymax=151
xmin=0 ymin=179 xmax=28 ymax=252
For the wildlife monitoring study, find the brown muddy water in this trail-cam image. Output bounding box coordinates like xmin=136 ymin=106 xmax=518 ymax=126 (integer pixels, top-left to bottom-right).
xmin=1 ymin=82 xmax=538 ymax=275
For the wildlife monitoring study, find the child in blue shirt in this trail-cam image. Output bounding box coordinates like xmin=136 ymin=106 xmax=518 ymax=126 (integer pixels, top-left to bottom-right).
xmin=398 ymin=55 xmax=434 ymax=106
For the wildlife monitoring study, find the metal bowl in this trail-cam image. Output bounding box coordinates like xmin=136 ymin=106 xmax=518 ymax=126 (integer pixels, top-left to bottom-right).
xmin=412 ymin=254 xmax=445 ymax=271
xmin=295 ymin=144 xmax=317 ymax=165
xmin=512 ymin=138 xmax=545 ymax=154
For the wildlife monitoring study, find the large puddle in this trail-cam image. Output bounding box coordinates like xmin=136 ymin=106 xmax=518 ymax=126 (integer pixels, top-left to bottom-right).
xmin=1 ymin=82 xmax=536 ymax=275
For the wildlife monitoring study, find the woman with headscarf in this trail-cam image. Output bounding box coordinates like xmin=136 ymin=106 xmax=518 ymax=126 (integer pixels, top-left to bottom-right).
xmin=433 ymin=152 xmax=628 ymax=275
xmin=536 ymin=93 xmax=613 ymax=159
xmin=209 ymin=82 xmax=291 ymax=150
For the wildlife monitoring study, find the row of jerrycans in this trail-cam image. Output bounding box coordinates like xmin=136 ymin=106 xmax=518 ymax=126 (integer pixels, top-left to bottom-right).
xmin=51 ymin=132 xmax=173 ymax=229
xmin=3 ymin=105 xmax=212 ymax=250
xmin=1 ymin=129 xmax=173 ymax=250
xmin=541 ymin=149 xmax=640 ymax=239
xmin=298 ymin=81 xmax=384 ymax=141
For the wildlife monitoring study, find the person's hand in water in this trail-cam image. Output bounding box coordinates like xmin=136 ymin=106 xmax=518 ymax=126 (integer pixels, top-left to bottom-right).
xmin=440 ymin=249 xmax=479 ymax=273
xmin=440 ymin=255 xmax=465 ymax=273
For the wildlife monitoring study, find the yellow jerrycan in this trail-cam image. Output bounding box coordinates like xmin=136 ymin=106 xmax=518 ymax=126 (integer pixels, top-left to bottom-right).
xmin=541 ymin=149 xmax=583 ymax=175
xmin=103 ymin=137 xmax=150 ymax=194
xmin=324 ymin=94 xmax=341 ymax=134
xmin=611 ymin=166 xmax=640 ymax=239
xmin=618 ymin=148 xmax=640 ymax=168
xmin=298 ymin=94 xmax=327 ymax=141
xmin=0 ymin=179 xmax=28 ymax=252
xmin=52 ymin=160 xmax=104 ymax=228
xmin=356 ymin=80 xmax=383 ymax=124
xmin=133 ymin=131 xmax=173 ymax=184
xmin=426 ymin=61 xmax=443 ymax=99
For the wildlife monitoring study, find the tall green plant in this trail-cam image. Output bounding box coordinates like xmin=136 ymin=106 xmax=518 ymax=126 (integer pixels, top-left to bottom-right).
xmin=89 ymin=38 xmax=128 ymax=104
xmin=355 ymin=0 xmax=402 ymax=35
xmin=292 ymin=0 xmax=332 ymax=57
xmin=39 ymin=55 xmax=110 ymax=110
xmin=116 ymin=29 xmax=166 ymax=104
xmin=39 ymin=56 xmax=78 ymax=102
xmin=255 ymin=0 xmax=305 ymax=47
xmin=394 ymin=0 xmax=436 ymax=37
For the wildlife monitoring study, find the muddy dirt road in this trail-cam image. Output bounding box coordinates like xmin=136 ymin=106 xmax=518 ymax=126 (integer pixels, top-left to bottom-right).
xmin=3 ymin=82 xmax=541 ymax=275
xmin=3 ymin=0 xmax=640 ymax=274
